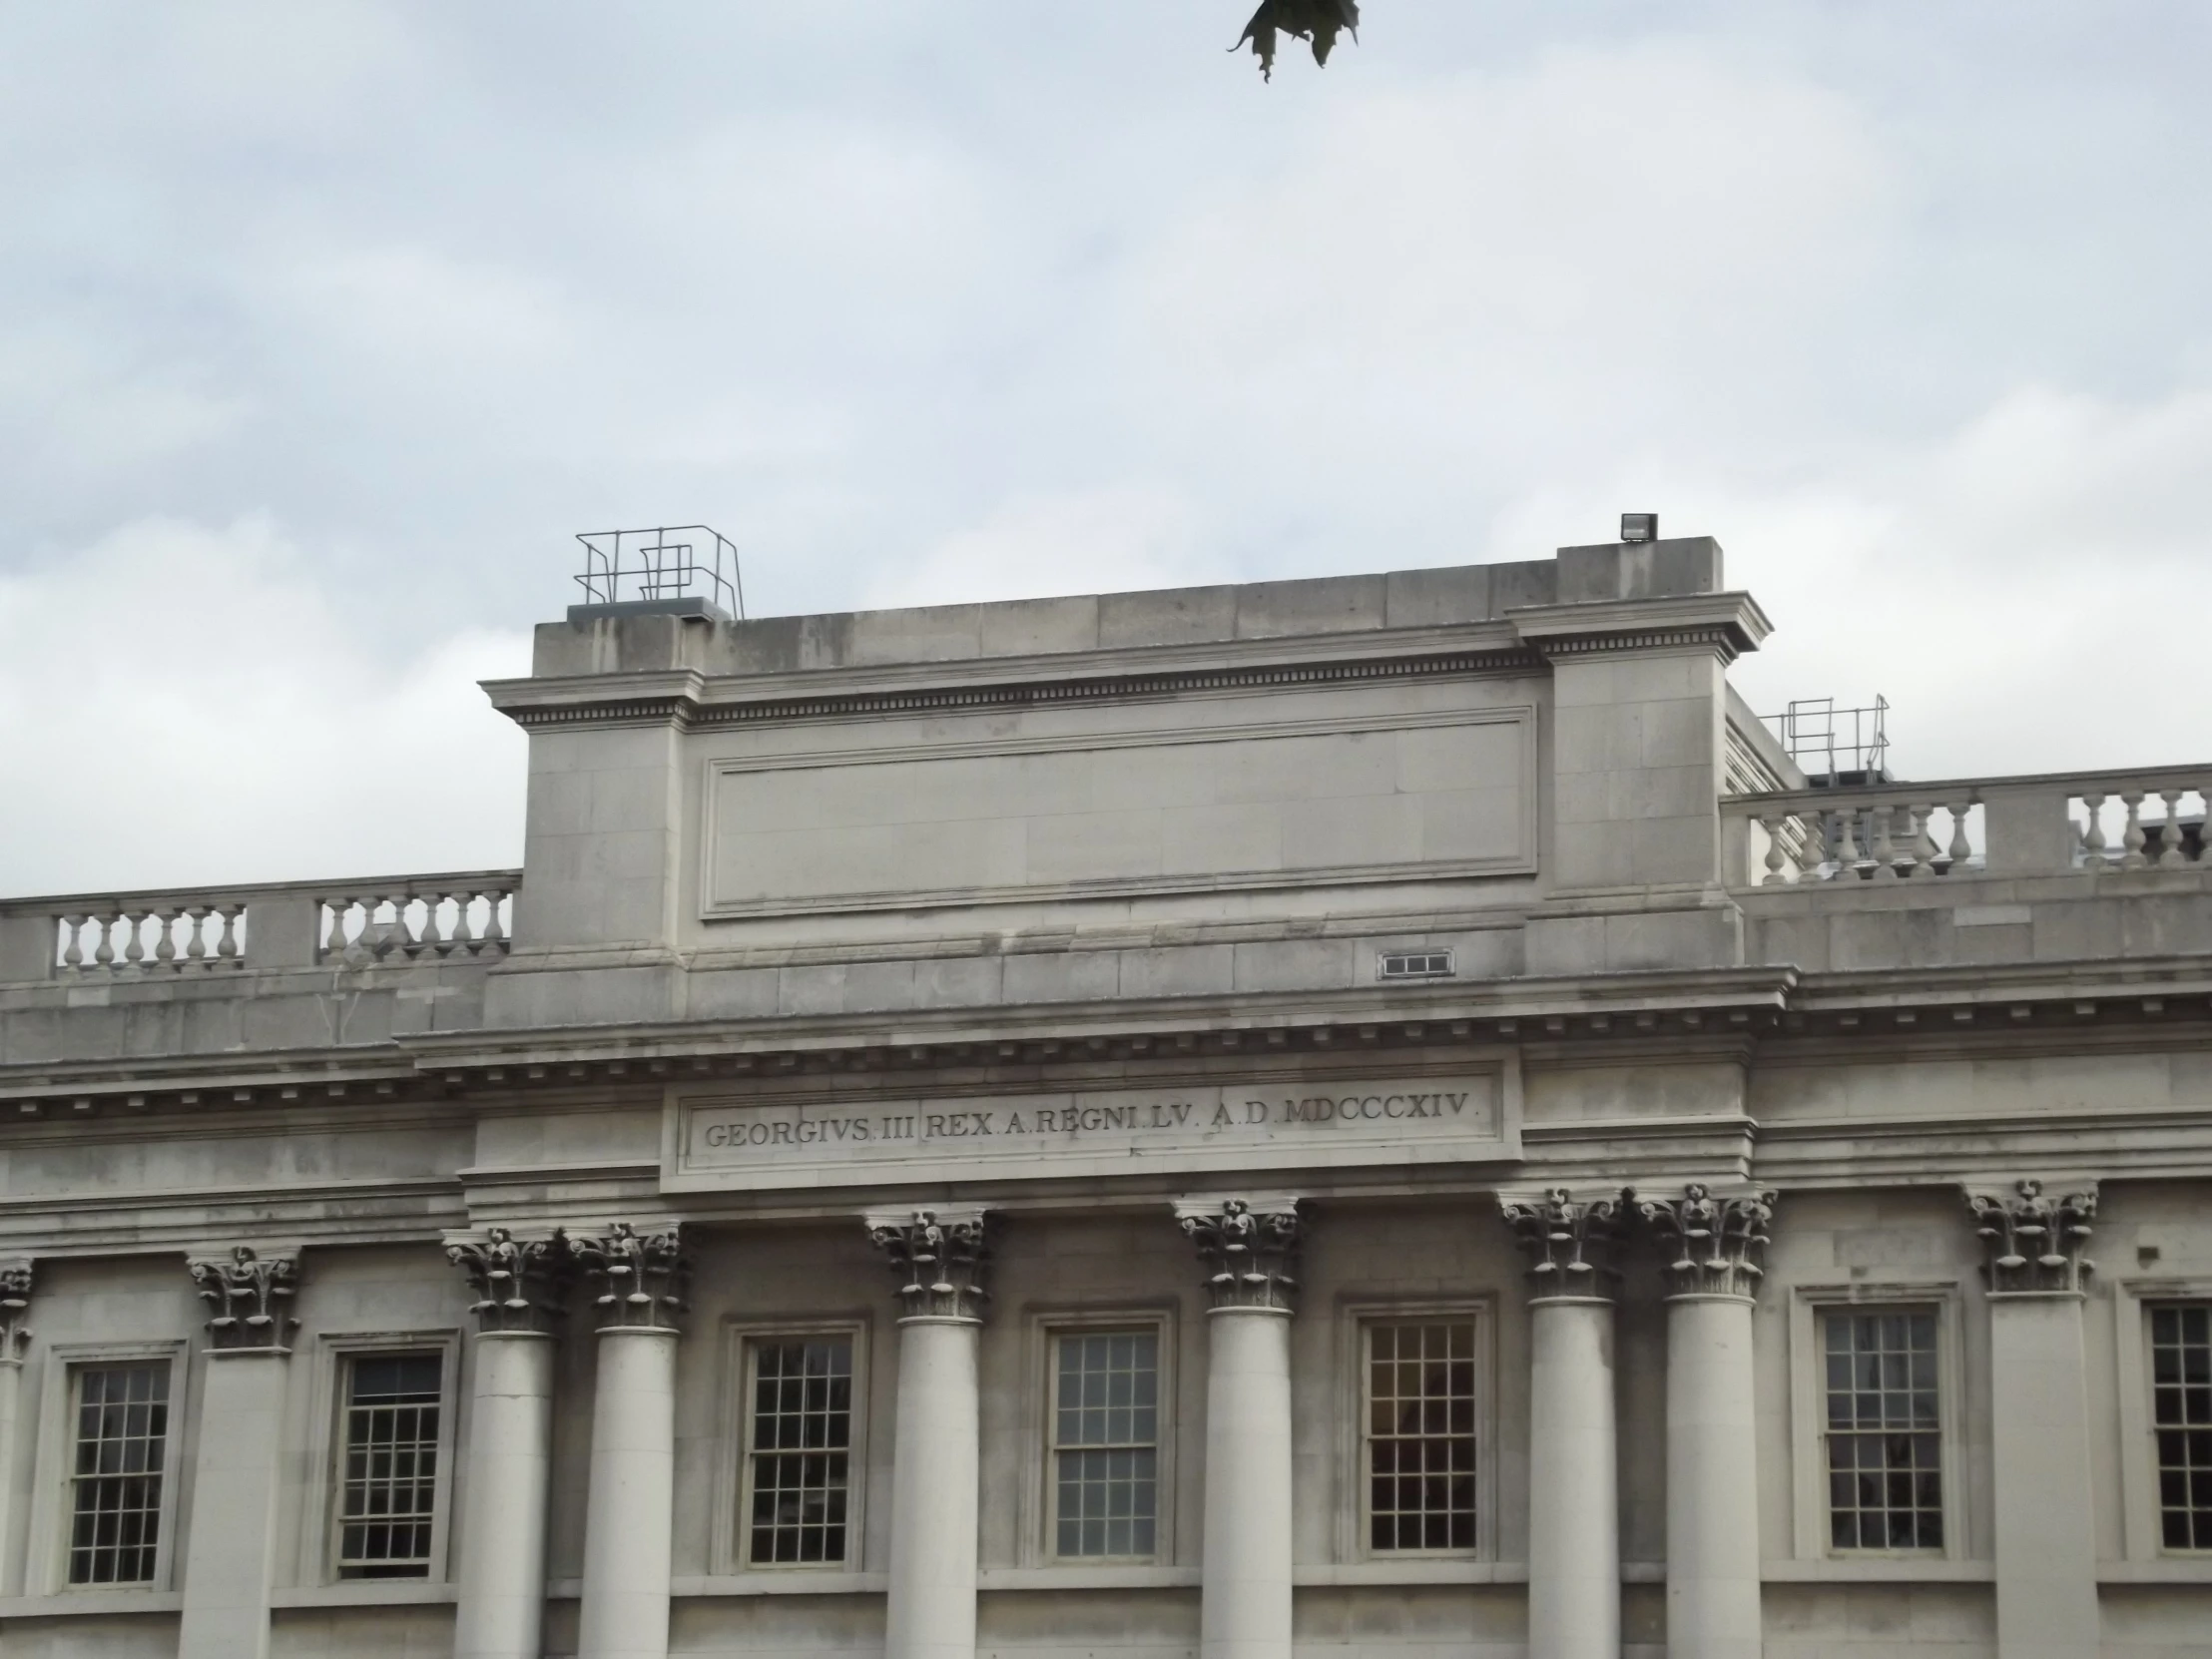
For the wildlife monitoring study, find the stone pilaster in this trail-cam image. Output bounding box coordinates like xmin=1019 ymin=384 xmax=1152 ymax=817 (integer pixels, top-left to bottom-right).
xmin=1967 ymin=1181 xmax=2100 ymax=1659
xmin=447 ymin=1230 xmax=571 ymax=1659
xmin=1178 ymin=1196 xmax=1301 ymax=1659
xmin=178 ymin=1245 xmax=301 ymax=1659
xmin=1638 ymin=1186 xmax=1772 ymax=1659
xmin=1502 ymin=1191 xmax=1624 ymax=1659
xmin=574 ymin=1223 xmax=690 ymax=1659
xmin=870 ymin=1209 xmax=993 ymax=1659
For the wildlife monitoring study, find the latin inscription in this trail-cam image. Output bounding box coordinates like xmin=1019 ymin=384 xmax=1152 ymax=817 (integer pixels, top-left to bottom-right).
xmin=699 ymin=1089 xmax=1476 ymax=1151
xmin=675 ymin=1074 xmax=1510 ymax=1189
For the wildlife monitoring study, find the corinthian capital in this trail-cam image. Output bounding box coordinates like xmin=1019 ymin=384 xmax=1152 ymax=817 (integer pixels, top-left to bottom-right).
xmin=866 ymin=1209 xmax=993 ymax=1322
xmin=1177 ymin=1196 xmax=1301 ymax=1313
xmin=1967 ymin=1180 xmax=2095 ymax=1295
xmin=1501 ymin=1189 xmax=1626 ymax=1302
xmin=1638 ymin=1184 xmax=1776 ymax=1300
xmin=447 ymin=1228 xmax=573 ymax=1334
xmin=572 ymin=1223 xmax=690 ymax=1333
xmin=0 ymin=1262 xmax=32 ymax=1361
xmin=189 ymin=1246 xmax=299 ymax=1351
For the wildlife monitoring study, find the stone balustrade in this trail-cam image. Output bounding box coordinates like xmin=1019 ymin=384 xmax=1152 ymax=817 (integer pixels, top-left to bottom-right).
xmin=319 ymin=884 xmax=515 ymax=963
xmin=0 ymin=871 xmax=519 ymax=980
xmin=1729 ymin=767 xmax=2209 ymax=885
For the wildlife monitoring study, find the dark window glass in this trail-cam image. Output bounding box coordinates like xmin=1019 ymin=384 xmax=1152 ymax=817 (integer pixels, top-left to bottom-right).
xmin=1367 ymin=1321 xmax=1477 ymax=1552
xmin=337 ymin=1352 xmax=443 ymax=1578
xmin=1823 ymin=1311 xmax=1943 ymax=1551
xmin=68 ymin=1363 xmax=170 ymax=1586
xmin=748 ymin=1338 xmax=853 ymax=1565
xmin=1053 ymin=1331 xmax=1159 ymax=1559
xmin=2150 ymin=1304 xmax=2212 ymax=1552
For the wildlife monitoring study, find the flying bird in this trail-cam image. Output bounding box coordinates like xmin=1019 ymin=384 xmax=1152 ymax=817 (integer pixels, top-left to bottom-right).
xmin=1234 ymin=0 xmax=1361 ymax=82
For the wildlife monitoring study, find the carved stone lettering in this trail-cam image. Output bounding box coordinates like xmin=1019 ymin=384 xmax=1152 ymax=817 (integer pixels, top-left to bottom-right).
xmin=674 ymin=1071 xmax=1510 ymax=1193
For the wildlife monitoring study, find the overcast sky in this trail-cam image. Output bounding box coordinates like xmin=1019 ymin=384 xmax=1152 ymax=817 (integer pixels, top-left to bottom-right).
xmin=3 ymin=2 xmax=2208 ymax=894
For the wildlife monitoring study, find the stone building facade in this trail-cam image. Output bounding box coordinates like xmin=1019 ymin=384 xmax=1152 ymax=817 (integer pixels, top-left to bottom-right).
xmin=0 ymin=535 xmax=2208 ymax=1659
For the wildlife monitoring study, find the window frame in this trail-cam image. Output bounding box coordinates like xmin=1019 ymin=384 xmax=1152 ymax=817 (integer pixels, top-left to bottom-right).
xmin=1336 ymin=1299 xmax=1495 ymax=1564
xmin=2114 ymin=1277 xmax=2212 ymax=1561
xmin=26 ymin=1342 xmax=187 ymax=1597
xmin=1044 ymin=1326 xmax=1167 ymax=1565
xmin=1787 ymin=1284 xmax=1966 ymax=1563
xmin=716 ymin=1316 xmax=870 ymax=1577
xmin=1018 ymin=1305 xmax=1178 ymax=1569
xmin=297 ymin=1330 xmax=461 ymax=1587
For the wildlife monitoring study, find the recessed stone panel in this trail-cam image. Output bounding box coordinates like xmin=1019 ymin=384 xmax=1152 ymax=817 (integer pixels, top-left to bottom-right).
xmin=702 ymin=708 xmax=1534 ymax=918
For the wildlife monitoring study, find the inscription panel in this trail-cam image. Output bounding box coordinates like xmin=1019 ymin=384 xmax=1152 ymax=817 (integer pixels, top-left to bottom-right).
xmin=665 ymin=1060 xmax=1519 ymax=1192
xmin=701 ymin=707 xmax=1534 ymax=918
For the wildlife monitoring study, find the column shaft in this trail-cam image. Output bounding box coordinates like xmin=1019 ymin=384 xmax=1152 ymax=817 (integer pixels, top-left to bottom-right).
xmin=1200 ymin=1307 xmax=1294 ymax=1659
xmin=885 ymin=1317 xmax=982 ymax=1659
xmin=1664 ymin=1295 xmax=1761 ymax=1659
xmin=453 ymin=1332 xmax=556 ymax=1659
xmin=0 ymin=1358 xmax=23 ymax=1593
xmin=1989 ymin=1297 xmax=2098 ymax=1659
xmin=577 ymin=1328 xmax=678 ymax=1659
xmin=177 ymin=1351 xmax=288 ymax=1659
xmin=1526 ymin=1299 xmax=1618 ymax=1659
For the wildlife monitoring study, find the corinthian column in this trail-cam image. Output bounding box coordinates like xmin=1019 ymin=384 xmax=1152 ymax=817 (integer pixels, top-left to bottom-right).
xmin=574 ymin=1224 xmax=690 ymax=1659
xmin=1502 ymin=1190 xmax=1624 ymax=1659
xmin=1177 ymin=1196 xmax=1301 ymax=1659
xmin=447 ymin=1229 xmax=571 ymax=1659
xmin=869 ymin=1209 xmax=993 ymax=1659
xmin=178 ymin=1245 xmax=299 ymax=1659
xmin=0 ymin=1264 xmax=30 ymax=1591
xmin=1968 ymin=1180 xmax=2099 ymax=1659
xmin=1638 ymin=1185 xmax=1774 ymax=1659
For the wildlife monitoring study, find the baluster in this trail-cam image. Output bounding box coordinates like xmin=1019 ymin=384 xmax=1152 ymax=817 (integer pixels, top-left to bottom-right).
xmin=1907 ymin=804 xmax=1937 ymax=877
xmin=92 ymin=912 xmax=117 ymax=967
xmin=213 ymin=904 xmax=241 ymax=962
xmin=2157 ymin=790 xmax=2190 ymax=868
xmin=1871 ymin=805 xmax=1900 ymax=880
xmin=2079 ymin=794 xmax=2108 ymax=867
xmin=428 ymin=891 xmax=456 ymax=955
xmin=1803 ymin=811 xmax=1831 ymax=879
xmin=59 ymin=915 xmax=86 ymax=969
xmin=121 ymin=910 xmax=146 ymax=966
xmin=2120 ymin=792 xmax=2149 ymax=868
xmin=1832 ymin=809 xmax=1863 ymax=879
xmin=483 ymin=889 xmax=509 ymax=952
xmin=320 ymin=897 xmax=343 ymax=959
xmin=179 ymin=905 xmax=206 ymax=966
xmin=1947 ymin=800 xmax=1974 ymax=873
xmin=1759 ymin=817 xmax=1789 ymax=884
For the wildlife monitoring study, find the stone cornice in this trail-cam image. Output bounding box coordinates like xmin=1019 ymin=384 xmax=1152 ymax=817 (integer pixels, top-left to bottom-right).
xmin=1507 ymin=592 xmax=1772 ymax=663
xmin=485 ymin=636 xmax=1542 ymax=734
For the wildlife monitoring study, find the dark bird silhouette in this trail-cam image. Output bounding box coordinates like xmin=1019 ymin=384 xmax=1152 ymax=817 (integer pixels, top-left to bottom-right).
xmin=1234 ymin=0 xmax=1361 ymax=81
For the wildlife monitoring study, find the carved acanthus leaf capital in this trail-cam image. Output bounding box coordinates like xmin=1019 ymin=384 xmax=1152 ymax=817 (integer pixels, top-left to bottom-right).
xmin=1638 ymin=1184 xmax=1776 ymax=1300
xmin=1501 ymin=1189 xmax=1627 ymax=1301
xmin=189 ymin=1246 xmax=299 ymax=1351
xmin=867 ymin=1209 xmax=993 ymax=1321
xmin=0 ymin=1262 xmax=32 ymax=1360
xmin=1178 ymin=1197 xmax=1302 ymax=1312
xmin=1967 ymin=1180 xmax=2095 ymax=1295
xmin=572 ymin=1223 xmax=690 ymax=1333
xmin=446 ymin=1229 xmax=573 ymax=1334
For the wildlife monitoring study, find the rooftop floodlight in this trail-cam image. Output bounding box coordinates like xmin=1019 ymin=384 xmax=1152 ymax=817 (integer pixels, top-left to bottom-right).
xmin=1620 ymin=513 xmax=1658 ymax=543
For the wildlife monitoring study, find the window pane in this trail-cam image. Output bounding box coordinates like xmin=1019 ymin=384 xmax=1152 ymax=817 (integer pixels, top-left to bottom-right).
xmin=749 ymin=1338 xmax=854 ymax=1565
xmin=1053 ymin=1331 xmax=1159 ymax=1559
xmin=2151 ymin=1303 xmax=2212 ymax=1551
xmin=337 ymin=1352 xmax=442 ymax=1578
xmin=1822 ymin=1312 xmax=1942 ymax=1552
xmin=67 ymin=1364 xmax=170 ymax=1586
xmin=1366 ymin=1322 xmax=1477 ymax=1554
